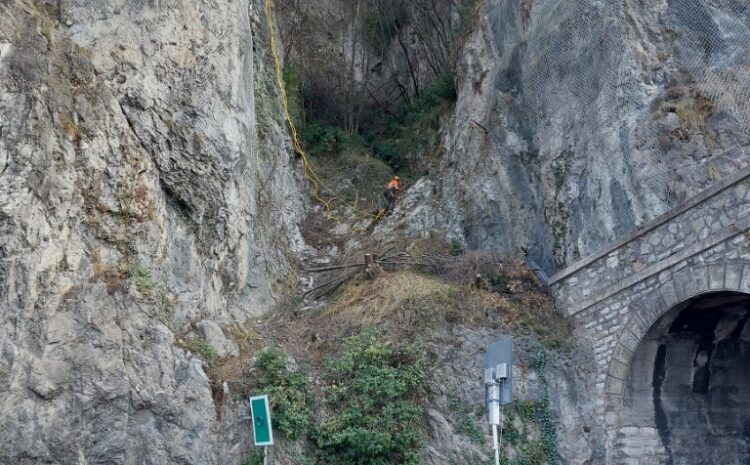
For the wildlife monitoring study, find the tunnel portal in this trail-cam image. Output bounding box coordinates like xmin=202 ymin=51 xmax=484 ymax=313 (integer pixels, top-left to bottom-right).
xmin=619 ymin=292 xmax=750 ymax=465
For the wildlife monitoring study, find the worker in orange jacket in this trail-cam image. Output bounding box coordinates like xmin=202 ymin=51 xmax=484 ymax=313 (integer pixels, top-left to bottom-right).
xmin=383 ymin=176 xmax=402 ymax=215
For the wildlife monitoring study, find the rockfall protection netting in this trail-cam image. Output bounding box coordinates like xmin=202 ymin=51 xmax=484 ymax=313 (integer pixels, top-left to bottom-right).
xmin=494 ymin=0 xmax=750 ymax=129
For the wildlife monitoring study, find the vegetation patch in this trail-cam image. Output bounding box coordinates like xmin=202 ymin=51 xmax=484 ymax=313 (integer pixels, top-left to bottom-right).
xmin=321 ymin=271 xmax=462 ymax=334
xmin=233 ymin=332 xmax=429 ymax=465
xmin=90 ymin=262 xmax=128 ymax=294
xmin=674 ymin=92 xmax=715 ymax=131
xmin=364 ymin=4 xmax=408 ymax=54
xmin=283 ymin=65 xmax=303 ymax=125
xmin=252 ymin=347 xmax=313 ymax=440
xmin=479 ymin=363 xmax=559 ymax=465
xmin=310 ymin=150 xmax=394 ymax=207
xmin=487 ymin=354 xmax=562 ymax=465
xmin=32 ymin=0 xmax=60 ymax=49
xmin=238 ymin=450 xmax=265 ymax=465
xmin=157 ymin=288 xmax=178 ymax=331
xmin=534 ymin=352 xmax=559 ymax=465
xmin=448 ymin=391 xmax=485 ymax=445
xmin=319 ymin=264 xmax=569 ymax=348
xmin=254 ymin=55 xmax=280 ymax=143
xmin=364 ymin=72 xmax=456 ymax=176
xmin=180 ymin=335 xmax=218 ymax=364
xmin=297 ymin=71 xmax=456 ymax=192
xmin=315 ymin=330 xmax=428 ymax=465
xmin=657 ymin=76 xmax=717 ymax=143
xmin=301 ymin=122 xmax=357 ymax=158
xmin=127 ymin=262 xmax=156 ymax=295
xmin=220 ymin=259 xmax=569 ymax=465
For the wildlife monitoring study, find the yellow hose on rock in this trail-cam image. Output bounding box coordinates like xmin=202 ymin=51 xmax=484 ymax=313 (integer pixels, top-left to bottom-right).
xmin=263 ymin=0 xmax=335 ymax=217
xmin=263 ymin=0 xmax=390 ymax=230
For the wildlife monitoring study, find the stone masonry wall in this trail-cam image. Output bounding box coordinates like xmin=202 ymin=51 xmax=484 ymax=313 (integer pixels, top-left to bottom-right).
xmin=551 ymin=165 xmax=750 ymax=316
xmin=549 ymin=166 xmax=750 ymax=463
xmin=572 ymin=237 xmax=750 ymax=462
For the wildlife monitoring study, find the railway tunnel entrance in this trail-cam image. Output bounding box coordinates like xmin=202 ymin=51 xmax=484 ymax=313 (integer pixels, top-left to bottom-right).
xmin=618 ymin=291 xmax=750 ymax=465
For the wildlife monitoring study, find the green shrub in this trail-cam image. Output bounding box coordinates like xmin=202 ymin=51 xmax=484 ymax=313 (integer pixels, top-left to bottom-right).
xmin=516 ymin=400 xmax=537 ymax=423
xmin=127 ymin=262 xmax=156 ymax=295
xmin=367 ymin=138 xmax=406 ymax=172
xmin=416 ymin=72 xmax=457 ymax=109
xmin=487 ymin=272 xmax=509 ymax=294
xmin=447 ymin=392 xmax=485 ymax=444
xmin=365 ymin=72 xmax=456 ymax=174
xmin=183 ymin=336 xmax=218 ymax=364
xmin=316 ymin=329 xmax=429 ymax=465
xmin=238 ymin=449 xmax=265 ymax=465
xmin=301 ymin=121 xmax=351 ymax=157
xmin=450 ymin=239 xmax=464 ymax=257
xmin=501 ymin=416 xmax=520 ymax=445
xmin=300 ymin=70 xmax=456 ymax=176
xmin=254 ymin=347 xmax=312 ymax=440
xmin=515 ymin=441 xmax=549 ymax=465
xmin=535 ymin=352 xmax=559 ymax=465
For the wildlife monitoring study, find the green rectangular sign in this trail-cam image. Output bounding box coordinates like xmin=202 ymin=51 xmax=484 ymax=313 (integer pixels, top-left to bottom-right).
xmin=250 ymin=395 xmax=274 ymax=446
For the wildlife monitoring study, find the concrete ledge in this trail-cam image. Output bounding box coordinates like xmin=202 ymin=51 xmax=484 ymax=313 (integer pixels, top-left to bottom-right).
xmin=550 ymin=165 xmax=750 ymax=284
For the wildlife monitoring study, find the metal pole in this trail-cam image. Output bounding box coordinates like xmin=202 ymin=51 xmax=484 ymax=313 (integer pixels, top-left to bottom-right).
xmin=486 ymin=339 xmax=512 ymax=465
xmin=263 ymin=446 xmax=268 ymax=465
xmin=492 ymin=423 xmax=500 ymax=465
xmin=499 ymin=404 xmax=503 ymax=461
xmin=495 ymin=381 xmax=506 ymax=465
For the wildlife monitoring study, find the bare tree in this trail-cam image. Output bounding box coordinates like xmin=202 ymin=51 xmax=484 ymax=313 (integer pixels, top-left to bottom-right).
xmin=274 ymin=0 xmax=471 ymax=129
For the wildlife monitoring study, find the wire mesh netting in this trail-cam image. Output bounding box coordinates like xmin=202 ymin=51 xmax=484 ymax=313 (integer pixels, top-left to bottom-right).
xmin=499 ymin=0 xmax=750 ymax=129
xmin=678 ymin=0 xmax=750 ymax=127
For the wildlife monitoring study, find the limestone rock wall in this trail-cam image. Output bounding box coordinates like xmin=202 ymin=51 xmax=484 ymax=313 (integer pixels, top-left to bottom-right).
xmin=441 ymin=0 xmax=750 ymax=272
xmin=0 ymin=1 xmax=304 ymax=463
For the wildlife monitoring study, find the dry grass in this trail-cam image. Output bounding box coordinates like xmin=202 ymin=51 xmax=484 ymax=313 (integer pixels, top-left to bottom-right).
xmin=674 ymin=92 xmax=715 ymax=130
xmin=210 ymin=265 xmax=570 ymax=400
xmin=310 ymin=150 xmax=394 ymax=210
xmin=232 ymin=266 xmax=565 ymax=362
xmin=384 ymin=236 xmax=454 ymax=256
xmin=58 ymin=112 xmax=80 ymax=143
xmin=658 ymin=75 xmax=716 ymax=140
xmin=321 ymin=270 xmax=568 ymax=345
xmin=90 ymin=262 xmax=128 ymax=294
xmin=442 ymin=250 xmax=502 ymax=285
xmin=323 ymin=271 xmax=464 ymax=330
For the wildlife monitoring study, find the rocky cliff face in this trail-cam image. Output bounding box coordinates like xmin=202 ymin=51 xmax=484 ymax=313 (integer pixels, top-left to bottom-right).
xmin=441 ymin=0 xmax=750 ymax=271
xmin=0 ymin=1 xmax=303 ymax=463
xmin=3 ymin=0 xmax=748 ymax=463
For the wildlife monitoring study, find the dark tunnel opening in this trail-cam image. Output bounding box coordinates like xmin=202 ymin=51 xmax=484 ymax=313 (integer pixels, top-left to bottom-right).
xmin=620 ymin=291 xmax=750 ymax=465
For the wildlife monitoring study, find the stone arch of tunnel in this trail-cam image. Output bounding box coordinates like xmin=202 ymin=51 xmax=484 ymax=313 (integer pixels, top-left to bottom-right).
xmin=606 ymin=280 xmax=750 ymax=464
